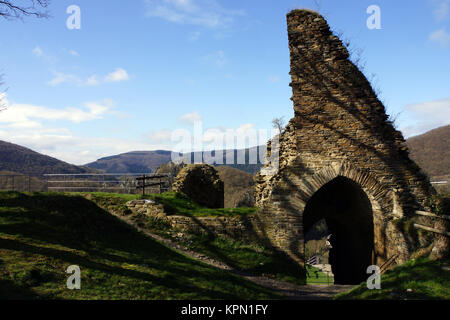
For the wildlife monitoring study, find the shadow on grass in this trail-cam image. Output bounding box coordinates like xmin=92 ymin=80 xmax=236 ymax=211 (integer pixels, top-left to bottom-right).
xmin=0 ymin=279 xmax=41 ymax=300
xmin=0 ymin=191 xmax=279 ymax=300
xmin=335 ymin=258 xmax=450 ymax=300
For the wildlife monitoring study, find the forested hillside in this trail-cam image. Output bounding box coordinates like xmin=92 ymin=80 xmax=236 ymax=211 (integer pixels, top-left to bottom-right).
xmin=0 ymin=140 xmax=93 ymax=176
xmin=407 ymin=125 xmax=450 ymax=180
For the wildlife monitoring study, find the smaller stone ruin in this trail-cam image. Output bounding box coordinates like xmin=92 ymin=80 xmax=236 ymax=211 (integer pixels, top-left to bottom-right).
xmin=172 ymin=164 xmax=224 ymax=208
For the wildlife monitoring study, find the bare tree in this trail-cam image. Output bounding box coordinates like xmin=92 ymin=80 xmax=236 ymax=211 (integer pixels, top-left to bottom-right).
xmin=313 ymin=0 xmax=322 ymax=12
xmin=272 ymin=116 xmax=286 ymax=134
xmin=0 ymin=0 xmax=50 ymax=20
xmin=0 ymin=1 xmax=51 ymax=111
xmin=387 ymin=111 xmax=403 ymax=129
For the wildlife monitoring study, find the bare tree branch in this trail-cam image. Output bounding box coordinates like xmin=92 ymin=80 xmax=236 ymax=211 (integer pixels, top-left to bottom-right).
xmin=387 ymin=111 xmax=403 ymax=129
xmin=0 ymin=0 xmax=50 ymax=20
xmin=272 ymin=116 xmax=286 ymax=134
xmin=0 ymin=2 xmax=51 ymax=111
xmin=313 ymin=0 xmax=322 ymax=12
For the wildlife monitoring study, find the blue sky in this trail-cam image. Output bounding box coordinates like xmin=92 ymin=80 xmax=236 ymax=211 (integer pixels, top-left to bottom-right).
xmin=0 ymin=0 xmax=449 ymax=165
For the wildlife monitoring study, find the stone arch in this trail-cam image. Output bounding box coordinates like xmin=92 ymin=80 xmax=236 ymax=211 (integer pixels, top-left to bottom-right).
xmin=253 ymin=161 xmax=411 ymax=283
xmin=303 ymin=176 xmax=375 ymax=284
xmin=288 ymin=161 xmax=391 ymax=210
xmin=253 ymin=9 xmax=436 ymax=282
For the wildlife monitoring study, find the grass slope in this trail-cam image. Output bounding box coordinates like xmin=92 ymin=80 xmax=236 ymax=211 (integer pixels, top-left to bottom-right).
xmin=164 ymin=233 xmax=307 ymax=285
xmin=82 ymin=192 xmax=306 ymax=285
xmin=335 ymin=258 xmax=450 ymax=300
xmin=148 ymin=192 xmax=257 ymax=216
xmin=82 ymin=191 xmax=256 ymax=217
xmin=406 ymin=124 xmax=450 ymax=179
xmin=306 ymin=265 xmax=333 ymax=285
xmin=0 ymin=191 xmax=279 ymax=300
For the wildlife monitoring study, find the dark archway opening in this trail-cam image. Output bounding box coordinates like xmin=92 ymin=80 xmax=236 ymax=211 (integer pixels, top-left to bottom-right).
xmin=303 ymin=176 xmax=374 ymax=284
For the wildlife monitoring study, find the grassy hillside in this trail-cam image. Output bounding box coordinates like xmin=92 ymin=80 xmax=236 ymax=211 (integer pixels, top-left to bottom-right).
xmin=407 ymin=124 xmax=450 ymax=180
xmin=0 ymin=140 xmax=94 ymax=176
xmin=335 ymin=258 xmax=450 ymax=300
xmin=0 ymin=191 xmax=278 ymax=300
xmin=147 ymin=192 xmax=256 ymax=216
xmin=83 ymin=192 xmax=306 ymax=285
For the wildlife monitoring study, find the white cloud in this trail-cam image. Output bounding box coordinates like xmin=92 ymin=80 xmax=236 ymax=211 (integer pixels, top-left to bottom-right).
xmin=429 ymin=28 xmax=450 ymax=46
xmin=68 ymin=50 xmax=79 ymax=56
xmin=144 ymin=0 xmax=243 ymax=28
xmin=85 ymin=75 xmax=100 ymax=86
xmin=0 ymin=97 xmax=141 ymax=164
xmin=178 ymin=112 xmax=203 ymax=124
xmin=0 ymin=97 xmax=115 ymax=128
xmin=47 ymin=68 xmax=130 ymax=87
xmin=144 ymin=129 xmax=174 ymax=144
xmin=47 ymin=72 xmax=82 ymax=86
xmin=0 ymin=104 xmax=265 ymax=165
xmin=32 ymin=46 xmax=57 ymax=64
xmin=433 ymin=0 xmax=450 ymax=21
xmin=0 ymin=126 xmax=174 ymax=165
xmin=236 ymin=123 xmax=256 ymax=134
xmin=104 ymin=68 xmax=130 ymax=82
xmin=202 ymin=50 xmax=226 ymax=67
xmin=400 ymin=97 xmax=450 ymax=137
xmin=188 ymin=31 xmax=201 ymax=41
xmin=32 ymin=46 xmax=44 ymax=57
xmin=268 ymin=75 xmax=280 ymax=83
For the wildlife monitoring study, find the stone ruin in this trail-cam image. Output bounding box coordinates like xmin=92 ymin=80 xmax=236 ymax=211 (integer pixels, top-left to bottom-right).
xmin=254 ymin=9 xmax=438 ymax=284
xmin=172 ymin=163 xmax=224 ymax=208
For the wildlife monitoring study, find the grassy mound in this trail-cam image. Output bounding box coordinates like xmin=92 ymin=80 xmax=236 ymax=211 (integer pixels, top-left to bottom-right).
xmin=160 ymin=232 xmax=307 ymax=285
xmin=80 ymin=192 xmax=306 ymax=285
xmin=0 ymin=191 xmax=279 ymax=300
xmin=78 ymin=192 xmax=256 ymax=217
xmin=148 ymin=192 xmax=257 ymax=217
xmin=335 ymin=258 xmax=450 ymax=300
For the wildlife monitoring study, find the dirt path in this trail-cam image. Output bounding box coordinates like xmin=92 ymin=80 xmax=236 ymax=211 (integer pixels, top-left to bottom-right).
xmin=111 ymin=212 xmax=354 ymax=300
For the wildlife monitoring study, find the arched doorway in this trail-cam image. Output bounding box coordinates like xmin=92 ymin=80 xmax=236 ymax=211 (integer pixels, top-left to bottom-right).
xmin=303 ymin=176 xmax=374 ymax=284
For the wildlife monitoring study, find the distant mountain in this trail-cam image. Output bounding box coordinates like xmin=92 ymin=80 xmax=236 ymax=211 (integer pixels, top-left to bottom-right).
xmin=85 ymin=148 xmax=265 ymax=175
xmin=85 ymin=150 xmax=173 ymax=174
xmin=406 ymin=125 xmax=450 ymax=180
xmin=0 ymin=140 xmax=94 ymax=176
xmin=3 ymin=124 xmax=446 ymax=181
xmin=84 ymin=124 xmax=450 ymax=181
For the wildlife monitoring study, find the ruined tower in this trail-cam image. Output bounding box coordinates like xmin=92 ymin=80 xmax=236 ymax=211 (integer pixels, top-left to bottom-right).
xmin=254 ymin=10 xmax=436 ymax=284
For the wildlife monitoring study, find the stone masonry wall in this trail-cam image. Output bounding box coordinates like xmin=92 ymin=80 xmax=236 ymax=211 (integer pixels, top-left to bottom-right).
xmin=254 ymin=10 xmax=437 ymax=270
xmin=126 ymin=199 xmax=261 ymax=244
xmin=172 ymin=164 xmax=224 ymax=209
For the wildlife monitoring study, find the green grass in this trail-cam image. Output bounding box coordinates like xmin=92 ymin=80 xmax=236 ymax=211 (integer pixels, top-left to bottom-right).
xmin=306 ymin=265 xmax=333 ymax=285
xmin=335 ymin=258 xmax=450 ymax=300
xmin=0 ymin=191 xmax=280 ymax=300
xmin=147 ymin=192 xmax=257 ymax=217
xmin=78 ymin=192 xmax=305 ymax=285
xmin=143 ymin=218 xmax=307 ymax=285
xmin=74 ymin=191 xmax=257 ymax=217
